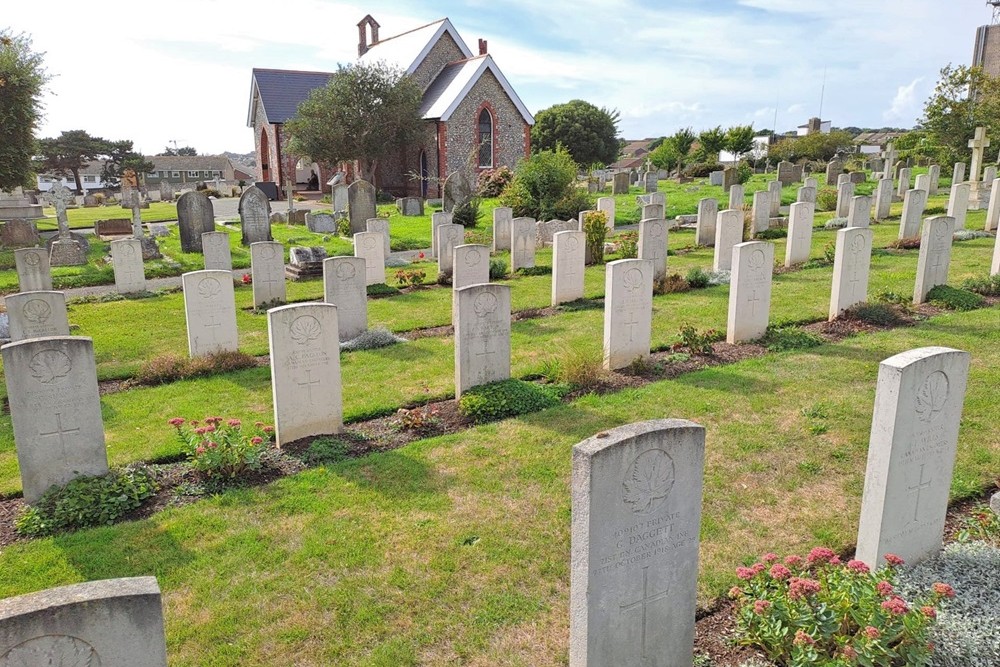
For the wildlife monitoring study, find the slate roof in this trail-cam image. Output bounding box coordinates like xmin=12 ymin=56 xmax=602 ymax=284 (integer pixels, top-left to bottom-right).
xmin=420 ymin=55 xmax=533 ymax=125
xmin=358 ymin=18 xmax=473 ymax=74
xmin=248 ymin=68 xmax=333 ymax=126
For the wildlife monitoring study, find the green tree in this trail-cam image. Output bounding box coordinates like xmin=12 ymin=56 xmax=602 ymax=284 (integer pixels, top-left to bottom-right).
xmin=648 ymin=141 xmax=680 ymax=172
xmin=36 ymin=130 xmax=106 ymax=194
xmin=695 ymin=126 xmax=726 ymax=162
xmin=0 ymin=30 xmax=49 ymax=191
xmin=531 ymin=99 xmax=620 ymax=167
xmin=724 ymin=125 xmax=756 ymax=160
xmin=671 ymin=127 xmax=696 ymax=163
xmin=158 ymin=146 xmax=198 ymax=156
xmin=498 ymin=147 xmax=589 ymax=220
xmin=285 ymin=61 xmax=423 ymax=184
xmin=100 ymin=139 xmax=155 ymax=187
xmin=768 ymin=130 xmax=855 ymax=163
xmin=920 ymin=65 xmax=1000 ymax=165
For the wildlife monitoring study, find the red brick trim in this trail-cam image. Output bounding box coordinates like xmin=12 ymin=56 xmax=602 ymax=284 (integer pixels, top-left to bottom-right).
xmin=437 ymin=120 xmax=448 ymax=197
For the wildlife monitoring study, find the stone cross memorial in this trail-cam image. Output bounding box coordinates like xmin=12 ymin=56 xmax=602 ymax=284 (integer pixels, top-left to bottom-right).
xmin=785 ymin=202 xmax=814 ymax=267
xmin=0 ymin=577 xmax=168 ymax=666
xmin=6 ymin=291 xmax=70 ymax=342
xmin=111 ymin=238 xmax=146 ymax=294
xmin=268 ymin=303 xmax=343 ymax=447
xmin=354 ymin=231 xmax=385 ymax=285
xmin=202 ymin=231 xmax=233 ymax=271
xmin=492 ymin=207 xmax=513 ymax=251
xmin=1 ymin=336 xmax=108 ymax=503
xmin=177 ymin=190 xmax=216 ymax=253
xmin=696 ymin=198 xmax=718 ymax=247
xmin=323 ymin=256 xmax=368 ymax=341
xmin=967 ymin=127 xmax=990 ymax=208
xmin=43 ymin=185 xmax=87 ymax=267
xmin=638 ymin=219 xmax=667 ymax=280
xmin=570 ymin=419 xmax=705 ymax=667
xmin=348 ymin=179 xmax=377 ymax=234
xmin=250 ymin=241 xmax=286 ymax=308
xmin=913 ymin=215 xmax=955 ymax=305
xmin=511 ymin=217 xmax=536 ymax=270
xmin=855 ymin=347 xmax=970 ymax=568
xmin=182 ymin=270 xmax=239 ymax=357
xmin=14 ymin=248 xmax=52 ymax=292
xmin=239 ymin=186 xmax=272 ymax=245
xmin=713 ymin=210 xmax=743 ymax=272
xmin=552 ymin=230 xmax=586 ymax=306
xmin=829 ymin=227 xmax=873 ymax=320
xmin=454 ymin=283 xmax=511 ymax=397
xmin=603 ymin=259 xmax=653 ymax=370
xmin=727 ymin=241 xmax=773 ymax=343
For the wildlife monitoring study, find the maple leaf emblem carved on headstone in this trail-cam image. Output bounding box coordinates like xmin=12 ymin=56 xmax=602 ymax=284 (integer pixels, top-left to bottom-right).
xmin=915 ymin=370 xmax=949 ymax=423
xmin=622 ymin=449 xmax=675 ymax=515
xmin=28 ymin=350 xmax=73 ymax=384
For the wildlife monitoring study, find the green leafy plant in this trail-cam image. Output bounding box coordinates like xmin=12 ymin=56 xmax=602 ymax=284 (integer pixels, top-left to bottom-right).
xmin=170 ymin=416 xmax=273 ymax=479
xmin=457 ymin=379 xmax=566 ymax=424
xmin=732 ymin=548 xmax=952 ymax=666
xmin=616 ymin=231 xmax=639 ymax=259
xmin=841 ymin=303 xmax=909 ymax=327
xmin=954 ymin=503 xmax=1000 ymax=544
xmin=452 ymin=197 xmax=481 ymax=228
xmin=15 ymin=465 xmax=158 ymax=537
xmin=366 ymin=283 xmax=400 ymax=297
xmin=393 ymin=268 xmax=426 ymax=288
xmin=336 ymin=217 xmax=352 ymax=237
xmin=755 ymin=228 xmax=787 ymax=240
xmin=549 ymin=347 xmax=607 ymax=390
xmin=685 ymin=267 xmax=711 ymax=288
xmin=655 ymin=272 xmax=689 ymax=294
xmin=761 ymin=326 xmax=824 ymax=352
xmin=392 ymin=406 xmax=441 ymax=435
xmin=302 ymin=437 xmax=352 ymax=466
xmin=816 ymin=188 xmax=838 ymax=212
xmin=960 ymin=274 xmax=1000 ymax=296
xmin=676 ymin=325 xmax=720 ymax=355
xmin=489 ymin=257 xmax=508 ymax=280
xmin=477 ymin=166 xmax=514 ymax=197
xmin=581 ymin=210 xmax=608 ymax=265
xmin=498 ymin=146 xmax=591 ymax=220
xmin=927 ymin=285 xmax=985 ymax=311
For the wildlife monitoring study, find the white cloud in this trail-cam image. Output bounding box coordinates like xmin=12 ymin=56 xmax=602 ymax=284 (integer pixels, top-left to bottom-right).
xmin=883 ymin=78 xmax=924 ymax=123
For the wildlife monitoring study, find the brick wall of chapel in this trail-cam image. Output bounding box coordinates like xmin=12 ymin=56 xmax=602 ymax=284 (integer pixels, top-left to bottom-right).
xmin=373 ymin=123 xmax=439 ymax=197
xmin=252 ymin=95 xmax=280 ymax=185
xmin=409 ymin=31 xmax=466 ymax=91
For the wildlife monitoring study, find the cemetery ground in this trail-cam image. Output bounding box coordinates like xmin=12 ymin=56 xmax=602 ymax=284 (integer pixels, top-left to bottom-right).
xmin=0 ymin=172 xmax=997 ymax=664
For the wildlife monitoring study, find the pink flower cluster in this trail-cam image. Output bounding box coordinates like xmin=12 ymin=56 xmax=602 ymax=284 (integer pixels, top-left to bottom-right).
xmin=788 ymin=577 xmax=822 ymax=600
xmin=880 ymin=597 xmax=909 ymax=616
xmin=932 ymin=582 xmax=955 ymax=598
xmin=793 ymin=629 xmax=816 ymax=646
xmin=884 ymin=553 xmax=905 ymax=566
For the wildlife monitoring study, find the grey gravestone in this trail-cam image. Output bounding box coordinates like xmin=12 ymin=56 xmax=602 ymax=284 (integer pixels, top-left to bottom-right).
xmin=443 ymin=171 xmax=472 ymax=212
xmin=696 ymin=198 xmax=718 ymax=247
xmin=570 ymin=419 xmax=704 ymax=667
xmin=5 ymin=291 xmax=70 ymax=342
xmin=306 ymin=212 xmax=337 ymax=233
xmin=148 ymin=224 xmax=170 ymax=237
xmin=874 ymin=178 xmax=894 ymax=221
xmin=94 ymin=219 xmax=132 ymax=238
xmin=492 ymin=207 xmax=513 ymax=252
xmin=776 ymin=161 xmax=797 ymax=185
xmin=14 ymin=248 xmax=52 ymax=292
xmin=159 ymin=180 xmax=175 ymax=201
xmin=177 ymin=191 xmax=216 ymax=253
xmin=348 ymin=180 xmax=376 ymax=234
xmin=239 ymin=186 xmax=272 ymax=245
xmin=826 ymin=160 xmax=844 ymax=186
xmin=612 ymin=172 xmax=629 ymax=195
xmin=82 ymin=194 xmax=99 ymax=207
xmin=323 ymin=256 xmax=368 ymax=341
xmin=708 ymin=171 xmax=724 ymax=186
xmin=0 ymin=577 xmax=168 ymax=667
xmin=0 ymin=220 xmax=39 ymax=248
xmin=454 ymin=284 xmax=511 ymax=397
xmin=400 ymin=197 xmax=423 ymax=216
xmin=286 ymin=246 xmax=327 ymax=280
xmin=332 ymin=184 xmax=348 ymax=214
xmin=849 ymin=172 xmax=867 ymax=184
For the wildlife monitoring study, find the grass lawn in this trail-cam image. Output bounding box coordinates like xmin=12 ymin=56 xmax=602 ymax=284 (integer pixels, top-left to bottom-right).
xmin=36 ymin=201 xmax=180 ymax=231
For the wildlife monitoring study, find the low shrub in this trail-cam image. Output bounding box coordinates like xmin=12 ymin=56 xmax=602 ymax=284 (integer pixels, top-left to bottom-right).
xmin=824 ymin=217 xmax=848 ymax=229
xmin=816 ymin=188 xmax=838 ymax=212
xmin=135 ymin=350 xmax=257 ymax=385
xmin=655 ymin=272 xmax=689 ymax=294
xmin=960 ymin=274 xmax=1000 ymax=296
xmin=841 ymin=302 xmax=908 ymax=327
xmin=393 ymin=406 xmax=441 ymax=435
xmin=341 ymin=326 xmax=405 ymax=351
xmin=489 ymin=257 xmax=508 ymax=280
xmin=548 ymin=347 xmax=606 ymax=390
xmin=872 ymin=290 xmax=912 ymax=307
xmin=452 ymin=197 xmax=482 ymax=228
xmin=755 ymin=228 xmax=787 ymax=240
xmin=686 ymin=267 xmax=710 ymax=288
xmin=170 ymin=416 xmax=273 ymax=479
xmin=514 ymin=265 xmax=551 ymax=277
xmin=477 ymin=166 xmax=514 ymax=197
xmin=336 ymin=217 xmax=352 ymax=237
xmin=684 ymin=162 xmax=723 ymax=178
xmin=735 ymin=160 xmax=752 ymax=185
xmin=582 ymin=210 xmax=608 ymax=265
xmin=676 ymin=325 xmax=721 ymax=355
xmin=16 ymin=465 xmax=159 ymax=537
xmin=302 ymin=437 xmax=351 ymax=466
xmin=761 ymin=326 xmax=824 ymax=352
xmin=953 ymin=229 xmax=991 ymax=241
xmin=927 ymin=285 xmax=985 ymax=311
xmin=366 ymin=283 xmax=400 ymax=297
xmin=393 ymin=268 xmax=426 ymax=288
xmin=458 ymin=379 xmax=566 ymax=424
xmin=616 ymin=231 xmax=639 ymax=259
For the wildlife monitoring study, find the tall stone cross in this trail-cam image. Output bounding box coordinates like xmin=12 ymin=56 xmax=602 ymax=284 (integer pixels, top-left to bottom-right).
xmin=968 ymin=126 xmax=990 ymax=184
xmin=881 ymin=143 xmax=896 ymax=179
xmin=42 ymin=184 xmax=74 ymax=236
xmin=129 ymin=189 xmax=145 ymax=238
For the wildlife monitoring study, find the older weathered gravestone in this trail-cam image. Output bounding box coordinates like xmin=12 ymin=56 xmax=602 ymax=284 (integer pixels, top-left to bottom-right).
xmin=452 ymin=244 xmax=489 ymax=290
xmin=306 ymin=212 xmax=337 ymax=233
xmin=945 ymin=183 xmax=970 ymax=231
xmin=696 ymin=198 xmax=718 ymax=247
xmin=82 ymin=193 xmax=99 ymax=207
xmin=511 ymin=217 xmax=536 ymax=271
xmin=111 ymin=238 xmax=146 ymax=294
xmin=638 ymin=219 xmax=667 ymax=281
xmin=836 ymin=181 xmax=855 ymax=217
xmin=354 ymin=231 xmax=385 ymax=285
xmin=177 ymin=191 xmax=215 ymax=253
xmin=570 ymin=419 xmax=704 ymax=667
xmin=899 ymin=189 xmax=929 ymax=239
xmin=5 ymin=291 xmax=70 ymax=342
xmin=986 ymin=178 xmax=1000 ymax=232
xmin=239 ymin=186 xmax=272 ymax=245
xmin=913 ymin=216 xmax=956 ymax=304
xmin=267 ymin=303 xmax=343 ymax=447
xmin=603 ymin=259 xmax=653 ymax=370
xmin=436 ymin=223 xmax=465 ymax=277
xmin=430 ymin=211 xmax=453 ymax=258
xmin=638 ymin=192 xmax=666 ymax=207
xmin=1 ymin=336 xmax=107 ymax=503
xmin=202 ymin=232 xmax=233 ymax=271
xmin=643 ymin=172 xmax=657 ymax=193
xmin=332 ymin=184 xmax=349 ymax=216
xmin=829 ymin=227 xmax=873 ymax=320
xmin=13 ymin=248 xmax=52 ymax=292
xmin=640 ymin=203 xmax=664 ymax=222
xmin=552 ymin=230 xmax=586 ymax=306
xmin=874 ymin=177 xmax=894 ymax=221
xmin=727 ymin=241 xmax=773 ymax=343
xmin=928 ymin=165 xmax=941 ymax=196
xmin=847 ymin=195 xmax=872 ymax=229
xmin=767 ymin=180 xmax=782 ymax=217
xmin=94 ymin=219 xmax=132 ymax=238
xmin=492 ymin=207 xmax=512 ymax=251
xmin=750 ymin=191 xmax=769 ymax=235
xmin=612 ymin=172 xmax=630 ymax=195
xmin=366 ymin=218 xmax=391 ymax=258
xmin=727 ymin=183 xmax=744 ymax=210
xmin=286 ymin=246 xmax=327 ymax=280
xmin=597 ymin=196 xmax=615 ymax=231
xmin=776 ymin=161 xmax=796 ymax=185
xmin=443 ymin=171 xmax=472 ymax=213
xmin=896 ymin=168 xmax=912 ymax=199
xmin=825 ymin=160 xmax=843 ymax=186
xmin=454 ymin=283 xmax=511 ymax=397
xmin=709 ymin=170 xmax=724 ymax=186
xmin=796 ymin=186 xmax=816 ymax=204
xmin=43 ymin=185 xmax=87 ymax=267
xmin=347 ymin=180 xmax=377 ymax=235
xmin=126 ymin=191 xmax=162 ymax=260
xmin=785 ymin=202 xmax=814 ymax=267
xmin=323 ymin=256 xmax=368 ymax=341
xmin=250 ymin=241 xmax=286 ymax=308
xmin=0 ymin=577 xmax=168 ymax=666
xmin=0 ymin=220 xmax=39 ymax=248
xmin=182 ymin=270 xmax=239 ymax=357
xmin=721 ymin=167 xmax=737 ymax=193
xmin=713 ymin=209 xmax=743 ymax=272
xmin=159 ymin=180 xmax=175 ymax=201
xmin=855 ymin=347 xmax=971 ymax=568
xmin=399 ymin=197 xmax=423 ymax=216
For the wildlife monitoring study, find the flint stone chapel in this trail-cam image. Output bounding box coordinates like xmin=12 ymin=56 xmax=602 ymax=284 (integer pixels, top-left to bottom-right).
xmin=248 ymin=15 xmax=534 ymax=198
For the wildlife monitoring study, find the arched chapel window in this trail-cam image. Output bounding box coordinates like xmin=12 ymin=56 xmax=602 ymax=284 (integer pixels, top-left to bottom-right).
xmin=478 ymin=108 xmax=493 ymax=168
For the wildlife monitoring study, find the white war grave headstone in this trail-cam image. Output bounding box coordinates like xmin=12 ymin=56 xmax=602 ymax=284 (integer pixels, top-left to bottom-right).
xmin=898 ymin=188 xmax=928 ymax=239
xmin=946 ymin=183 xmax=970 ymax=231
xmin=638 ymin=219 xmax=668 ymax=281
xmin=986 ymin=178 xmax=1000 ymax=232
xmin=323 ymin=256 xmax=368 ymax=341
xmin=751 ymin=190 xmax=769 ymax=235
xmin=829 ymin=227 xmax=874 ymax=320
xmin=452 ymin=244 xmax=490 ymax=290
xmin=552 ymin=230 xmax=586 ymax=306
xmin=454 ymin=283 xmax=511 ymax=397
xmin=182 ymin=270 xmax=239 ymax=357
xmin=847 ymin=195 xmax=872 ymax=229
xmin=913 ymin=215 xmax=955 ymax=305
xmin=767 ymin=179 xmax=782 ymax=217
xmin=14 ymin=247 xmax=52 ymax=292
xmin=784 ymin=202 xmax=814 ymax=267
xmin=250 ymin=241 xmax=286 ymax=308
xmin=728 ymin=183 xmax=744 ymax=210
xmin=202 ymin=231 xmax=233 ymax=271
xmin=430 ymin=211 xmax=453 ymax=258
xmin=511 ymin=217 xmax=536 ymax=270
xmin=696 ymin=198 xmax=718 ymax=247
xmin=896 ymin=168 xmax=911 ymax=199
xmin=597 ymin=196 xmax=616 ymax=231
xmin=239 ymin=186 xmax=272 ymax=246
xmin=712 ymin=209 xmax=743 ymax=272
xmin=603 ymin=259 xmax=653 ymax=370
xmin=493 ymin=207 xmax=513 ymax=251
xmin=836 ymin=181 xmax=855 ymax=218
xmin=354 ymin=231 xmax=385 ymax=286
xmin=6 ymin=291 xmax=70 ymax=342
xmin=436 ymin=223 xmax=465 ymax=276
xmin=727 ymin=241 xmax=773 ymax=343
xmin=366 ymin=218 xmax=391 ymax=258
xmin=874 ymin=178 xmax=894 ymax=221
xmin=111 ymin=238 xmax=146 ymax=294
xmin=928 ymin=164 xmax=941 ymax=195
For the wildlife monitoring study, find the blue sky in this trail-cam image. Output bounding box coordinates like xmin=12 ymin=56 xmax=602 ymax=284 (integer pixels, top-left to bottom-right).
xmin=6 ymin=0 xmax=989 ymax=155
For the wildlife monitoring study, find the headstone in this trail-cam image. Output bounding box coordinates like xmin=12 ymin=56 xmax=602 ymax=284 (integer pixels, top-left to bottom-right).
xmin=829 ymin=227 xmax=874 ymax=320
xmin=612 ymin=172 xmax=630 ymax=195
xmin=638 ymin=219 xmax=668 ymax=281
xmin=875 ymin=177 xmax=894 ymax=221
xmin=176 ymin=191 xmax=215 ymax=253
xmin=767 ymin=180 xmax=782 ymax=217
xmin=849 ymin=172 xmax=867 ymax=184
xmin=712 ymin=210 xmax=743 ymax=272
xmin=347 ymin=179 xmax=376 ymax=234
xmin=855 ymin=347 xmax=971 ymax=568
xmin=644 ymin=172 xmax=658 ymax=193
xmin=42 ymin=185 xmax=87 ymax=267
xmin=836 ymin=181 xmax=855 ymax=217
xmin=727 ymin=241 xmax=773 ymax=343
xmin=796 ymin=186 xmax=816 ymax=204
xmin=111 ymin=238 xmax=146 ymax=294
xmin=511 ymin=217 xmax=536 ymax=270
xmin=323 ymin=256 xmax=368 ymax=341
xmin=267 ymin=303 xmax=343 ymax=447
xmin=492 ymin=207 xmax=513 ymax=251
xmin=945 ymin=183 xmax=970 ymax=230
xmin=82 ymin=193 xmax=99 ymax=207
xmin=0 ymin=577 xmax=168 ymax=666
xmin=776 ymin=160 xmax=797 ymax=186
xmin=847 ymin=195 xmax=872 ymax=229
xmin=94 ymin=219 xmax=132 ymax=238
xmin=928 ymin=164 xmax=941 ymax=196
xmin=453 ymin=244 xmax=490 ymax=290
xmin=914 ymin=174 xmax=931 ymax=193
xmin=182 ymin=270 xmax=239 ymax=357
xmin=250 ymin=241 xmax=286 ymax=307
xmin=638 ymin=192 xmax=666 ymax=207
xmin=913 ymin=215 xmax=956 ymax=304
xmin=899 ymin=189 xmax=929 ymax=239
xmin=552 ymin=230 xmax=586 ymax=306
xmin=5 ymin=291 xmax=70 ymax=342
xmin=750 ymin=191 xmax=769 ymax=235
xmin=332 ymin=184 xmax=349 ymax=215
xmin=354 ymin=231 xmax=385 ymax=285
xmin=952 ymin=162 xmax=966 ymax=185
xmin=13 ymin=248 xmax=52 ymax=292
xmin=826 ymin=160 xmax=843 ymax=186
xmin=896 ymin=168 xmax=912 ymax=198
xmin=306 ymin=212 xmax=337 ymax=233
xmin=722 ymin=167 xmax=737 ymax=192
xmin=399 ymin=197 xmax=423 ymax=216
xmin=597 ymin=197 xmax=616 ymax=231
xmin=436 ymin=223 xmax=465 ymax=276
xmin=0 ymin=220 xmax=39 ymax=248
xmin=239 ymin=186 xmax=272 ymax=245
xmin=785 ymin=202 xmax=814 ymax=267
xmin=602 ymin=259 xmax=653 ymax=370
xmin=202 ymin=231 xmax=233 ymax=271
xmin=430 ymin=211 xmax=453 ymax=258
xmin=880 ymin=143 xmax=897 ymax=180
xmin=709 ymin=170 xmax=724 ymax=186
xmin=696 ymin=198 xmax=718 ymax=247
xmin=1 ymin=336 xmax=108 ymax=503
xmin=148 ymin=224 xmax=169 ymax=238
xmin=41 ymin=184 xmax=73 ymax=236
xmin=366 ymin=217 xmax=391 ymax=258
xmin=641 ymin=203 xmax=664 ymax=221
xmin=443 ymin=171 xmax=472 ymax=212
xmin=159 ymin=180 xmax=175 ymax=201
xmin=728 ymin=183 xmax=744 ymax=209
xmin=976 ymin=165 xmax=998 ymax=210
xmin=986 ymin=179 xmax=1000 ymax=232
xmin=569 ymin=420 xmax=704 ymax=667
xmin=804 ymin=177 xmax=818 ymax=190
xmin=968 ymin=126 xmax=990 ymax=184
xmin=837 ymin=173 xmax=851 ymax=187
xmin=454 ymin=283 xmax=511 ymax=397
xmin=286 ymin=246 xmax=327 ymax=280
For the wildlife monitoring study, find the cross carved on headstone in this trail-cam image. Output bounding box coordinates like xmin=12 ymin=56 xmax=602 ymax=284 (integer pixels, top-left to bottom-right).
xmin=38 ymin=412 xmax=81 ymax=459
xmin=747 ymin=288 xmax=761 ymax=316
xmin=907 ymin=463 xmax=933 ymax=524
xmin=42 ymin=184 xmax=74 ymax=236
xmin=296 ymin=368 xmax=322 ymax=402
xmin=619 ymin=565 xmax=670 ymax=660
xmin=476 ymin=336 xmax=497 ymax=360
xmin=623 ymin=309 xmax=641 ymax=342
xmin=968 ymin=127 xmax=990 ymax=184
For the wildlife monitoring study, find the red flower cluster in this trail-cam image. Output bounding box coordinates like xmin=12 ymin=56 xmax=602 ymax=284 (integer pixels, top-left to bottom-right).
xmin=807 ymin=547 xmax=837 ymax=564
xmin=884 ymin=553 xmax=905 ymax=566
xmin=168 ymin=417 xmax=185 ymax=427
xmin=793 ymin=630 xmax=816 ymax=646
xmin=762 ymin=552 xmax=779 ymax=563
xmin=784 ymin=554 xmax=803 ymax=567
xmin=932 ymin=582 xmax=955 ymax=598
xmin=753 ymin=599 xmax=771 ymax=615
xmin=920 ymin=605 xmax=937 ymax=619
xmin=881 ymin=597 xmax=909 ymax=616
xmin=876 ymin=581 xmax=894 ymax=597
xmin=769 ymin=564 xmax=791 ymax=580
xmin=846 ymin=559 xmax=870 ymax=574
xmin=863 ymin=626 xmax=881 ymax=639
xmin=788 ymin=577 xmax=822 ymax=600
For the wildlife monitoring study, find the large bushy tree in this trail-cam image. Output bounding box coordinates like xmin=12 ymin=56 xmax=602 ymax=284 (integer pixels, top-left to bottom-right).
xmin=920 ymin=64 xmax=1000 ymax=165
xmin=695 ymin=126 xmax=727 ymax=162
xmin=285 ymin=61 xmax=424 ymax=184
xmin=531 ymin=100 xmax=620 ymax=167
xmin=768 ymin=130 xmax=855 ymax=163
xmin=100 ymin=139 xmax=154 ymax=187
xmin=0 ymin=30 xmax=48 ymax=191
xmin=36 ymin=130 xmax=106 ymax=194
xmin=498 ymin=146 xmax=590 ymax=220
xmin=724 ymin=125 xmax=756 ymax=161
